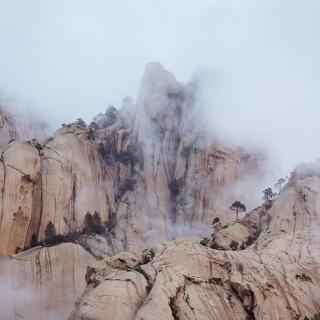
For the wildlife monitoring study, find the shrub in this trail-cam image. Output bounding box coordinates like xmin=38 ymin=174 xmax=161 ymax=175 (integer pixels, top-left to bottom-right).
xmin=45 ymin=221 xmax=57 ymax=242
xmin=84 ymin=211 xmax=104 ymax=234
xmin=229 ymin=240 xmax=239 ymax=250
xmin=212 ymin=217 xmax=220 ymax=225
xmin=44 ymin=221 xmax=64 ymax=245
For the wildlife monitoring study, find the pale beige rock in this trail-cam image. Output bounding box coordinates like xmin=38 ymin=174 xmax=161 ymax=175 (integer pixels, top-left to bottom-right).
xmin=0 ymin=63 xmax=265 ymax=256
xmin=0 ymin=64 xmax=271 ymax=320
xmin=71 ymin=166 xmax=320 ymax=320
xmin=0 ymin=242 xmax=96 ymax=320
xmin=0 ymin=141 xmax=41 ymax=256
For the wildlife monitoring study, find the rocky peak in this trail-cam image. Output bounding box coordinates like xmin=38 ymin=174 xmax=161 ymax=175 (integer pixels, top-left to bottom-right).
xmin=0 ymin=64 xmax=268 ymax=319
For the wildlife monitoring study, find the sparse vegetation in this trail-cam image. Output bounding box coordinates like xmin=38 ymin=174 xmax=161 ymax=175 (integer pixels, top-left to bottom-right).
xmin=45 ymin=221 xmax=64 ymax=245
xmin=229 ymin=240 xmax=239 ymax=250
xmin=263 ymin=187 xmax=276 ymax=202
xmin=103 ymin=106 xmax=118 ymax=127
xmin=200 ymin=237 xmax=210 ymax=246
xmin=76 ymin=118 xmax=87 ymax=127
xmin=84 ymin=211 xmax=104 ymax=234
xmin=212 ymin=217 xmax=220 ymax=225
xmin=30 ymin=233 xmax=38 ymax=247
xmin=274 ymin=177 xmax=286 ymax=194
xmin=229 ymin=201 xmax=246 ymax=221
xmin=45 ymin=221 xmax=57 ymax=242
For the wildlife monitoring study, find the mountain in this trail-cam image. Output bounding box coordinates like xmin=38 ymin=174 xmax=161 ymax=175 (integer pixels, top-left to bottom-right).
xmin=70 ymin=160 xmax=320 ymax=320
xmin=2 ymin=63 xmax=312 ymax=320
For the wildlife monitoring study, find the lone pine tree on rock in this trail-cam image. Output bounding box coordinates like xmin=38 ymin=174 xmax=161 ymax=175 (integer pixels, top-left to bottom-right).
xmin=229 ymin=201 xmax=246 ymax=221
xmin=263 ymin=187 xmax=276 ymax=202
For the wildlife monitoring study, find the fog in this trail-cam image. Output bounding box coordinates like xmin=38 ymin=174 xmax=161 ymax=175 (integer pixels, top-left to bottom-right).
xmin=1 ymin=0 xmax=320 ymax=176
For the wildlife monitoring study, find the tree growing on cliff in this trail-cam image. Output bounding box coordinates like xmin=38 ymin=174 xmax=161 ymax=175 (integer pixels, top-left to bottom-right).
xmin=30 ymin=233 xmax=38 ymax=248
xmin=263 ymin=188 xmax=276 ymax=202
xmin=84 ymin=211 xmax=104 ymax=234
xmin=45 ymin=221 xmax=57 ymax=244
xmin=274 ymin=178 xmax=286 ymax=194
xmin=229 ymin=201 xmax=246 ymax=221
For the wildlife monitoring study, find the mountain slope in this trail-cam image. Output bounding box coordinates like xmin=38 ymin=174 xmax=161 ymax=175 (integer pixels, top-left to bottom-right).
xmin=0 ymin=63 xmax=266 ymax=319
xmin=70 ymin=161 xmax=320 ymax=320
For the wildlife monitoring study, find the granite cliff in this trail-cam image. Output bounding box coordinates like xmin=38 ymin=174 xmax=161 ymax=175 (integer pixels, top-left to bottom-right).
xmin=2 ymin=64 xmax=315 ymax=320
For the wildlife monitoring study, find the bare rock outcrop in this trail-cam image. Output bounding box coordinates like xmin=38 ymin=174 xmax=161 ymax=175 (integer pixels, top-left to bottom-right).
xmin=70 ymin=162 xmax=320 ymax=320
xmin=0 ymin=63 xmax=265 ymax=256
xmin=0 ymin=106 xmax=46 ymax=151
xmin=0 ymin=63 xmax=268 ymax=319
xmin=0 ymin=242 xmax=96 ymax=320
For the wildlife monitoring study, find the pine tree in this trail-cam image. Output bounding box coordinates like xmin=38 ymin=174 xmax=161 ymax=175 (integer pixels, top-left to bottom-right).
xmin=92 ymin=211 xmax=104 ymax=234
xmin=229 ymin=201 xmax=246 ymax=221
xmin=84 ymin=212 xmax=104 ymax=234
xmin=45 ymin=221 xmax=57 ymax=243
xmin=263 ymin=188 xmax=276 ymax=202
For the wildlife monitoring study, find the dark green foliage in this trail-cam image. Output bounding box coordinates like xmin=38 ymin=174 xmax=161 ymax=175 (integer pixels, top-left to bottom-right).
xmin=32 ymin=139 xmax=43 ymax=152
xmin=76 ymin=118 xmax=86 ymax=127
xmin=101 ymin=106 xmax=118 ymax=128
xmin=229 ymin=240 xmax=239 ymax=250
xmin=84 ymin=211 xmax=104 ymax=234
xmin=45 ymin=221 xmax=64 ymax=245
xmin=229 ymin=201 xmax=246 ymax=221
xmin=30 ymin=233 xmax=38 ymax=247
xmin=44 ymin=221 xmax=64 ymax=245
xmin=89 ymin=121 xmax=99 ymax=130
xmin=88 ymin=127 xmax=95 ymax=140
xmin=45 ymin=221 xmax=57 ymax=242
xmin=98 ymin=140 xmax=144 ymax=171
xmin=212 ymin=217 xmax=220 ymax=225
xmin=15 ymin=247 xmax=22 ymax=254
xmin=263 ymin=187 xmax=276 ymax=202
xmin=88 ymin=121 xmax=99 ymax=140
xmin=245 ymin=229 xmax=261 ymax=247
xmin=200 ymin=237 xmax=210 ymax=246
xmin=115 ymin=144 xmax=144 ymax=170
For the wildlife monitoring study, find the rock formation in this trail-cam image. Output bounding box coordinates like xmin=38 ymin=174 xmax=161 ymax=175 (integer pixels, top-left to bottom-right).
xmin=0 ymin=243 xmax=96 ymax=320
xmin=4 ymin=63 xmax=312 ymax=320
xmin=0 ymin=63 xmax=264 ymax=257
xmin=70 ymin=161 xmax=320 ymax=319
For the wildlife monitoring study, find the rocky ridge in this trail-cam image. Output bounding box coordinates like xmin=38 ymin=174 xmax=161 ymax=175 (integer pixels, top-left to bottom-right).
xmin=70 ymin=163 xmax=320 ymax=319
xmin=0 ymin=63 xmax=264 ymax=257
xmin=0 ymin=63 xmax=276 ymax=320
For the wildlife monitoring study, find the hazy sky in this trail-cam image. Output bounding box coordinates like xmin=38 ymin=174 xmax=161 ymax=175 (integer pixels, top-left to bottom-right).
xmin=0 ymin=0 xmax=320 ymax=175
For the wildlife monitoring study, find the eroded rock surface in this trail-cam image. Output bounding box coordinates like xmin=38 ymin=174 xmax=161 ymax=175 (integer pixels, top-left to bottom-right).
xmin=0 ymin=63 xmax=270 ymax=320
xmin=0 ymin=63 xmax=265 ymax=256
xmin=0 ymin=243 xmax=96 ymax=320
xmin=70 ymin=163 xmax=320 ymax=320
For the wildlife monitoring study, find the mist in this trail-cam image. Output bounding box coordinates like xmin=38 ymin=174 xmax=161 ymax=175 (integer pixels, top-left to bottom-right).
xmin=1 ymin=0 xmax=320 ymax=176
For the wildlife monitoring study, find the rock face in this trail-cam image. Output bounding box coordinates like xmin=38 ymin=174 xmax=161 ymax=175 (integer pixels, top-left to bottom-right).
xmin=0 ymin=63 xmax=268 ymax=320
xmin=0 ymin=243 xmax=96 ymax=320
xmin=0 ymin=63 xmax=264 ymax=257
xmin=70 ymin=162 xmax=320 ymax=320
xmin=0 ymin=106 xmax=46 ymax=152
